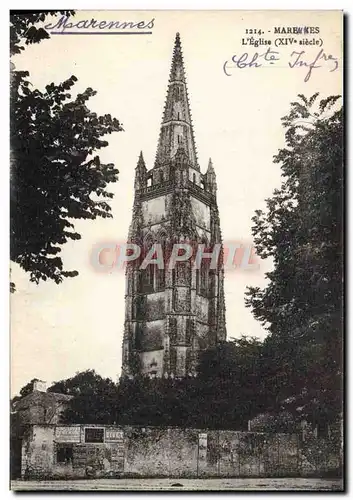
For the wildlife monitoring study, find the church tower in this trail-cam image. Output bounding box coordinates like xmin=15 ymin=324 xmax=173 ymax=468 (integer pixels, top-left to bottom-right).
xmin=122 ymin=33 xmax=226 ymax=378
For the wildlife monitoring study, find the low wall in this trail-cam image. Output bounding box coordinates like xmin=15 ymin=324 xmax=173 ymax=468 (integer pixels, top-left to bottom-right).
xmin=20 ymin=424 xmax=341 ymax=480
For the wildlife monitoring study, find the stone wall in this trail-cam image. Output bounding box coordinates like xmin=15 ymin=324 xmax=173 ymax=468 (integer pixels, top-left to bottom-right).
xmin=19 ymin=424 xmax=341 ymax=480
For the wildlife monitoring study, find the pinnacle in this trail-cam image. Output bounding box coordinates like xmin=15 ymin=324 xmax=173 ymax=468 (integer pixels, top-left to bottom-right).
xmin=170 ymin=32 xmax=184 ymax=79
xmin=174 ymin=32 xmax=181 ymax=50
xmin=153 ymin=34 xmax=199 ymax=170
xmin=136 ymin=151 xmax=146 ymax=169
xmin=207 ymin=158 xmax=215 ymax=173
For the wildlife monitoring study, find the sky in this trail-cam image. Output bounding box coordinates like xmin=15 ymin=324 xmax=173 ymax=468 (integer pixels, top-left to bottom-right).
xmin=10 ymin=10 xmax=342 ymax=395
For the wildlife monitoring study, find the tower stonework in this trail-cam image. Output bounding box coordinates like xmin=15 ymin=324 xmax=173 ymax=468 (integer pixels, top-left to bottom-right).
xmin=122 ymin=33 xmax=226 ymax=378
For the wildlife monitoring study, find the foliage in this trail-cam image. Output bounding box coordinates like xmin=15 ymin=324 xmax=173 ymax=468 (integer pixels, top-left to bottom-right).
xmin=249 ymin=411 xmax=297 ymax=433
xmin=10 ymin=11 xmax=122 ymax=288
xmin=245 ymin=94 xmax=343 ymax=424
xmin=195 ymin=336 xmax=266 ymax=428
xmin=48 ymin=369 xmax=119 ymax=424
xmin=11 ymin=73 xmax=122 ymax=285
xmin=10 ymin=11 xmax=74 ymax=56
xmin=45 ymin=338 xmax=269 ymax=429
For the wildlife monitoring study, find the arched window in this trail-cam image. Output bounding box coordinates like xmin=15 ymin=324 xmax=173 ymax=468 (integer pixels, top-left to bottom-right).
xmin=176 ymin=260 xmax=191 ymax=286
xmin=160 ymin=171 xmax=164 ymax=184
xmin=200 ymin=259 xmax=209 ymax=296
xmin=185 ymin=318 xmax=194 ymax=344
xmin=141 ymin=264 xmax=154 ymax=293
xmin=193 ymin=173 xmax=196 ymax=184
xmin=169 ymin=318 xmax=177 ymax=343
xmin=141 ymin=236 xmax=155 ymax=293
xmin=172 ymin=289 xmax=178 ymax=311
xmin=196 ymin=239 xmax=210 ymax=296
xmin=170 ymin=347 xmax=177 ymax=375
xmin=135 ymin=323 xmax=143 ymax=350
xmin=153 ymin=234 xmax=167 ymax=291
xmin=156 ymin=268 xmax=165 ymax=291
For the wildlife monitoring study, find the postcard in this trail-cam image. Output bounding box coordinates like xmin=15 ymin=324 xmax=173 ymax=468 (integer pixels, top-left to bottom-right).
xmin=10 ymin=10 xmax=343 ymax=491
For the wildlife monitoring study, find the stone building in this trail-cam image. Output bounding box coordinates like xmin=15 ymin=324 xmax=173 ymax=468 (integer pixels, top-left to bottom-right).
xmin=11 ymin=380 xmax=72 ymax=479
xmin=12 ymin=380 xmax=72 ymax=426
xmin=122 ymin=33 xmax=227 ymax=379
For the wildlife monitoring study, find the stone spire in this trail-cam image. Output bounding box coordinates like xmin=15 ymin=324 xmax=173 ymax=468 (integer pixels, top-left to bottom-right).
xmin=128 ymin=151 xmax=146 ymax=243
xmin=154 ymin=33 xmax=199 ymax=169
xmin=134 ymin=151 xmax=147 ymax=191
xmin=205 ymin=158 xmax=217 ymax=196
xmin=207 ymin=157 xmax=215 ymax=174
xmin=122 ymin=34 xmax=227 ymax=380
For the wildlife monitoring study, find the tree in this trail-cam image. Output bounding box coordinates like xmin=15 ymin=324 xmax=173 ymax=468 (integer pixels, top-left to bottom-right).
xmin=115 ymin=376 xmax=196 ymax=427
xmin=47 ymin=337 xmax=266 ymax=430
xmin=116 ymin=337 xmax=266 ymax=430
xmin=10 ymin=11 xmax=74 ymax=56
xmin=48 ymin=370 xmax=119 ymax=424
xmin=10 ymin=12 xmax=123 ymax=288
xmin=245 ymin=94 xmax=343 ymax=423
xmin=197 ymin=337 xmax=266 ymax=428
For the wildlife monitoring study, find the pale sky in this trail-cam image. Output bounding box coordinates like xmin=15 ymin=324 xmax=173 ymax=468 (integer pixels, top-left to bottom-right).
xmin=10 ymin=10 xmax=342 ymax=395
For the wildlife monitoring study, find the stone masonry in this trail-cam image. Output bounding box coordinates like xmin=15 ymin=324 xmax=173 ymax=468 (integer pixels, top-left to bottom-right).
xmin=122 ymin=33 xmax=226 ymax=378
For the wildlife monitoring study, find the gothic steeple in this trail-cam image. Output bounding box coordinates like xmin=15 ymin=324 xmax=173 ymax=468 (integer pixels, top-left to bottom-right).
xmin=154 ymin=33 xmax=199 ymax=169
xmin=205 ymin=157 xmax=217 ymax=196
xmin=134 ymin=151 xmax=147 ymax=191
xmin=123 ymin=34 xmax=227 ymax=380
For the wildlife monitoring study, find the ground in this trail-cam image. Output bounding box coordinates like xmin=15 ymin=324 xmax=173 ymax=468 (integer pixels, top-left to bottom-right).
xmin=11 ymin=477 xmax=344 ymax=491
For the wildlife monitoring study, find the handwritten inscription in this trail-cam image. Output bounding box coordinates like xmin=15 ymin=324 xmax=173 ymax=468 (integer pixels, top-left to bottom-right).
xmin=288 ymin=50 xmax=339 ymax=82
xmin=223 ymin=47 xmax=338 ymax=82
xmin=45 ymin=15 xmax=155 ymax=33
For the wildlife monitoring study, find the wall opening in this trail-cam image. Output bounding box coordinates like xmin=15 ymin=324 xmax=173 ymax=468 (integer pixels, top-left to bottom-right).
xmin=56 ymin=444 xmax=73 ymax=464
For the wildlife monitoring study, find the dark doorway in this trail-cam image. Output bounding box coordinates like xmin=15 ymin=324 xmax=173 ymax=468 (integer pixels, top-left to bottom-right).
xmin=10 ymin=437 xmax=22 ymax=479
